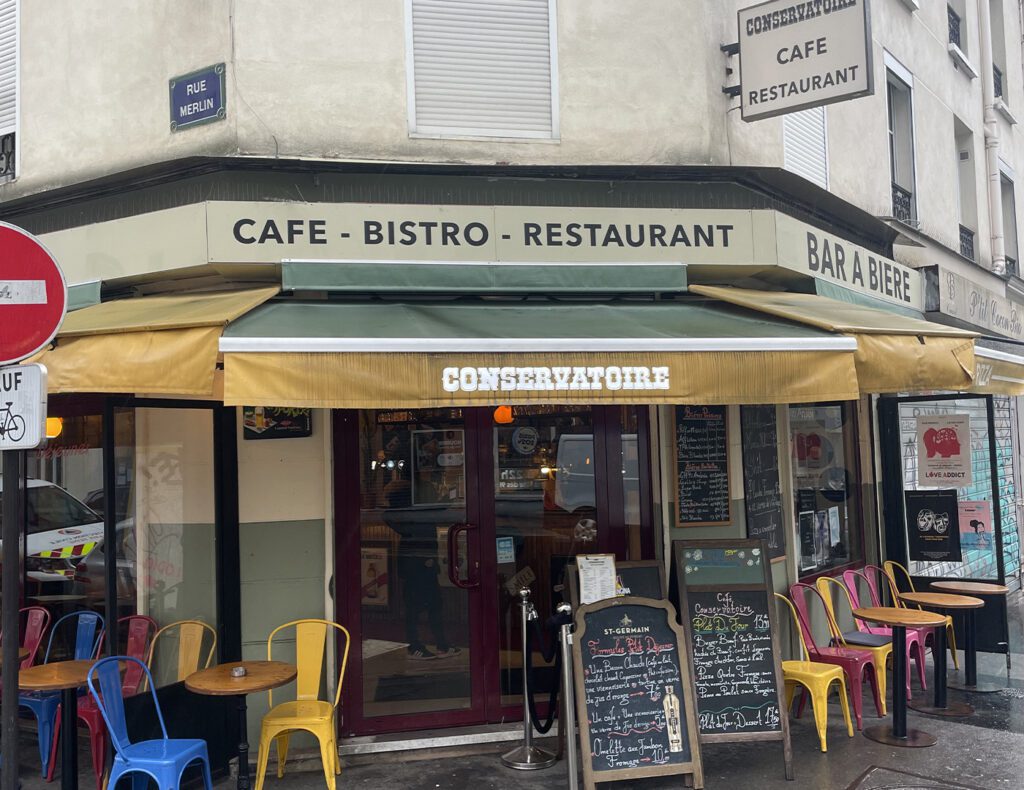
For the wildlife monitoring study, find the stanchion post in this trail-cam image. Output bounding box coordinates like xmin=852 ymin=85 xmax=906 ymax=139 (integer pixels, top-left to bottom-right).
xmin=2 ymin=450 xmax=24 ymax=790
xmin=558 ymin=604 xmax=579 ymax=790
xmin=501 ymin=588 xmax=557 ymax=771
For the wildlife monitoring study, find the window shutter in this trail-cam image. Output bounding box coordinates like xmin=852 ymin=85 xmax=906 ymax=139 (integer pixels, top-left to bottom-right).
xmin=0 ymin=0 xmax=16 ymax=136
xmin=409 ymin=0 xmax=556 ymax=138
xmin=783 ymin=107 xmax=828 ymax=190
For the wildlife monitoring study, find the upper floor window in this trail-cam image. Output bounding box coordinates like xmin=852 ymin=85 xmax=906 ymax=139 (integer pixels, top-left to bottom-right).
xmin=887 ymin=68 xmax=916 ymax=224
xmin=948 ymin=3 xmax=965 ymax=50
xmin=954 ymin=117 xmax=977 ymax=261
xmin=1001 ymin=173 xmax=1018 ymax=276
xmin=990 ymin=0 xmax=1007 ymax=101
xmin=0 ymin=0 xmax=16 ymax=180
xmin=405 ymin=0 xmax=559 ymax=140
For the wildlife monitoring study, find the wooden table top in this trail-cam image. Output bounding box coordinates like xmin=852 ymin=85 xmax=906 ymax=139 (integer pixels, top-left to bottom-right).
xmin=852 ymin=606 xmax=946 ymax=628
xmin=185 ymin=660 xmax=296 ymax=696
xmin=931 ymin=581 xmax=1010 ymax=596
xmin=18 ymin=659 xmax=95 ymax=691
xmin=900 ymin=592 xmax=984 ymax=609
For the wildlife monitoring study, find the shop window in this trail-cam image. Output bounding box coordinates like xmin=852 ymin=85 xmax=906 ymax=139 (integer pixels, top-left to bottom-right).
xmin=887 ymin=68 xmax=916 ymax=224
xmin=405 ymin=0 xmax=558 ymax=139
xmin=789 ymin=403 xmax=863 ymax=576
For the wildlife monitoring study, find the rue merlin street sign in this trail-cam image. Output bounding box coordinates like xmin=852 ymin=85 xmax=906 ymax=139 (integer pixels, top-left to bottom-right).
xmin=169 ymin=63 xmax=226 ymax=132
xmin=738 ymin=0 xmax=873 ymax=122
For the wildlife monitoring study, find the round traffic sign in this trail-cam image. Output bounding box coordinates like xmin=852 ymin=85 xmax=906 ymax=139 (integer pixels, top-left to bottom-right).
xmin=0 ymin=222 xmax=67 ymax=365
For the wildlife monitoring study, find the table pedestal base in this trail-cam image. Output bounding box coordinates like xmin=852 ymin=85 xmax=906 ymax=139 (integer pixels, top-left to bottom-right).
xmin=908 ymin=697 xmax=974 ymax=717
xmin=945 ymin=679 xmax=1004 ymax=693
xmin=862 ymin=724 xmax=936 ymax=748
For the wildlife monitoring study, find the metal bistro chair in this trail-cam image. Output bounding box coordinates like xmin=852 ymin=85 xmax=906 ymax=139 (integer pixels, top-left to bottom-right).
xmin=145 ymin=619 xmax=217 ymax=689
xmin=0 ymin=606 xmax=51 ymax=668
xmin=47 ymin=614 xmax=159 ymax=790
xmin=87 ymin=656 xmax=213 ymax=790
xmin=775 ymin=593 xmax=854 ymax=752
xmin=884 ymin=559 xmax=960 ymax=670
xmin=255 ymin=619 xmax=351 ymax=790
xmin=17 ymin=610 xmax=103 ymax=776
xmin=788 ymin=582 xmax=885 ymax=728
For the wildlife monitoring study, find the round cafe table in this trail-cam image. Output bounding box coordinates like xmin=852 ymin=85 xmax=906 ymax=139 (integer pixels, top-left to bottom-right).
xmin=852 ymin=607 xmax=946 ymax=748
xmin=186 ymin=660 xmax=297 ymax=790
xmin=19 ymin=659 xmax=96 ymax=790
xmin=931 ymin=581 xmax=1010 ymax=693
xmin=899 ymin=592 xmax=983 ymax=717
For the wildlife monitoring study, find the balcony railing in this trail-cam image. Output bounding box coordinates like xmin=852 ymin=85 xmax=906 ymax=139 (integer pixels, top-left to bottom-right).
xmin=892 ymin=182 xmax=914 ymax=223
xmin=948 ymin=5 xmax=962 ymax=48
xmin=0 ymin=133 xmax=14 ymax=180
xmin=994 ymin=64 xmax=1004 ymax=99
xmin=1006 ymin=256 xmax=1019 ymax=278
xmin=959 ymin=224 xmax=975 ymax=260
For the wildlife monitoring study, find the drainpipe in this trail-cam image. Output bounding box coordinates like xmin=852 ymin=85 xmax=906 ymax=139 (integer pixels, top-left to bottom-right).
xmin=979 ymin=0 xmax=1007 ymax=275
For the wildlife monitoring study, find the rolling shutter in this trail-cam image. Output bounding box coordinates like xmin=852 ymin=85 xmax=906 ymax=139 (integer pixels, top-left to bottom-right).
xmin=0 ymin=0 xmax=16 ymax=135
xmin=783 ymin=107 xmax=828 ymax=190
xmin=408 ymin=0 xmax=557 ymax=138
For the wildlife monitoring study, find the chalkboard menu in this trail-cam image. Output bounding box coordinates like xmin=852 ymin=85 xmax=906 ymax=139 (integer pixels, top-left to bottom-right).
xmin=675 ymin=405 xmax=731 ymax=527
xmin=673 ymin=539 xmax=792 ymax=779
xmin=565 ymin=560 xmax=666 ymax=608
xmin=740 ymin=405 xmax=785 ymax=561
xmin=573 ymin=597 xmax=703 ymax=789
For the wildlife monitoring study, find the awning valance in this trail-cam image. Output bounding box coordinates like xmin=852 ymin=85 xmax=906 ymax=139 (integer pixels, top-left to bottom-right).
xmin=973 ymin=340 xmax=1024 ymax=395
xmin=689 ymin=285 xmax=978 ymax=393
xmin=219 ymin=300 xmax=861 ymax=408
xmin=36 ymin=288 xmax=278 ymax=396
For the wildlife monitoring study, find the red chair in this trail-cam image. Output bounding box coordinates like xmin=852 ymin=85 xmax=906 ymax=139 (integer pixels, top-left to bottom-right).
xmin=0 ymin=606 xmax=50 ymax=669
xmin=788 ymin=583 xmax=885 ymax=729
xmin=47 ymin=615 xmax=159 ymax=790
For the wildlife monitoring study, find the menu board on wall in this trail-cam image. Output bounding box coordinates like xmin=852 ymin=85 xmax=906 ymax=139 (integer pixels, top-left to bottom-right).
xmin=572 ymin=597 xmax=704 ymax=789
xmin=740 ymin=405 xmax=785 ymax=561
xmin=675 ymin=405 xmax=731 ymax=527
xmin=672 ymin=539 xmax=793 ymax=780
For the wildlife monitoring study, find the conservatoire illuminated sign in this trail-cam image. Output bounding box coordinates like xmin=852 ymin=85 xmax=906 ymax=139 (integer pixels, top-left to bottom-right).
xmin=441 ymin=365 xmax=671 ymax=393
xmin=738 ymin=0 xmax=873 ymax=121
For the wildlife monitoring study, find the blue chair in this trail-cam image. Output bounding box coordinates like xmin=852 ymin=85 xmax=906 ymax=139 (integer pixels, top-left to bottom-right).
xmin=88 ymin=656 xmax=213 ymax=790
xmin=18 ymin=610 xmax=103 ymax=776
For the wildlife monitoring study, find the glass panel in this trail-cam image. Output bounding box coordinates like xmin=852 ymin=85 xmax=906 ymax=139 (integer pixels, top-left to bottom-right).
xmin=898 ymin=398 xmax=999 ymax=580
xmin=116 ymin=407 xmax=219 ymax=686
xmin=495 ymin=405 xmax=595 ymax=706
xmin=358 ymin=408 xmax=472 ymax=719
xmin=620 ymin=407 xmax=643 ymax=558
xmin=789 ymin=402 xmax=863 ymax=576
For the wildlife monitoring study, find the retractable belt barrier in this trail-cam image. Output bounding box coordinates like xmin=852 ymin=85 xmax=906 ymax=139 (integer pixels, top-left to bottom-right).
xmin=525 ymin=608 xmax=573 ymax=734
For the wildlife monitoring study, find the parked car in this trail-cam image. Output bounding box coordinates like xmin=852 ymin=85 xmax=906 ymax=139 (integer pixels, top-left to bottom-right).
xmin=0 ymin=478 xmax=105 ymax=582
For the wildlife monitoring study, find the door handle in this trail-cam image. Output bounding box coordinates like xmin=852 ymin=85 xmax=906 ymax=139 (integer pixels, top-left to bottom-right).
xmin=447 ymin=522 xmax=479 ymax=589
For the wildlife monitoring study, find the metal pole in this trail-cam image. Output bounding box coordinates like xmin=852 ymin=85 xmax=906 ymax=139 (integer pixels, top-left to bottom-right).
xmin=500 ymin=588 xmax=556 ymax=770
xmin=559 ymin=608 xmax=579 ymax=790
xmin=2 ymin=450 xmax=24 ymax=790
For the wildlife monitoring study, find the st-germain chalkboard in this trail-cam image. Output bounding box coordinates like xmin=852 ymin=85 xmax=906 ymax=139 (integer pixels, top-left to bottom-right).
xmin=740 ymin=405 xmax=786 ymax=561
xmin=675 ymin=405 xmax=731 ymax=527
xmin=673 ymin=539 xmax=793 ymax=780
xmin=573 ymin=597 xmax=704 ymax=789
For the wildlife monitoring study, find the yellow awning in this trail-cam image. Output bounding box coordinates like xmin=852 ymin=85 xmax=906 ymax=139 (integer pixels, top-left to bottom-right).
xmin=689 ymin=285 xmax=978 ymax=394
xmin=972 ymin=343 xmax=1024 ymax=395
xmin=37 ymin=288 xmax=278 ymax=396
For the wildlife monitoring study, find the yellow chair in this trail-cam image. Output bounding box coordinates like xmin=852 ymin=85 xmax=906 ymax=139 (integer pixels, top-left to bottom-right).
xmin=883 ymin=560 xmax=959 ymax=670
xmin=144 ymin=619 xmax=217 ymax=689
xmin=774 ymin=594 xmax=854 ymax=752
xmin=254 ymin=619 xmax=351 ymax=790
xmin=815 ymin=577 xmax=893 ymax=709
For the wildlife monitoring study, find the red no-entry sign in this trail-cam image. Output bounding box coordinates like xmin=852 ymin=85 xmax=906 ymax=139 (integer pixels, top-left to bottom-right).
xmin=0 ymin=222 xmax=67 ymax=366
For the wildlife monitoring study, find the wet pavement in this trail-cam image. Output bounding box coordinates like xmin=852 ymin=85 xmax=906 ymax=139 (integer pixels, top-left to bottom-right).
xmin=12 ymin=592 xmax=1024 ymax=789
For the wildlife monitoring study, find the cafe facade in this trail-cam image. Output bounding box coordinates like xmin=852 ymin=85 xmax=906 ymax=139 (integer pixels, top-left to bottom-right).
xmin=11 ymin=164 xmax=1023 ymax=748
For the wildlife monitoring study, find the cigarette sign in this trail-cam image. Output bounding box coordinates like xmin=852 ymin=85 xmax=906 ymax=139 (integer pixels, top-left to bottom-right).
xmin=738 ymin=0 xmax=874 ymax=121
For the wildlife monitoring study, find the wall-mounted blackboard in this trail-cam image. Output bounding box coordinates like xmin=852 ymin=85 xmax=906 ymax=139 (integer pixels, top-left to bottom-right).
xmin=573 ymin=597 xmax=704 ymax=789
xmin=740 ymin=405 xmax=786 ymax=561
xmin=565 ymin=560 xmax=666 ymax=609
xmin=673 ymin=539 xmax=792 ymax=780
xmin=675 ymin=405 xmax=731 ymax=527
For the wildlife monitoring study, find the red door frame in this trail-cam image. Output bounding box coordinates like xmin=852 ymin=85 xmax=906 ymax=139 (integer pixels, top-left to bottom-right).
xmin=334 ymin=406 xmax=655 ymax=736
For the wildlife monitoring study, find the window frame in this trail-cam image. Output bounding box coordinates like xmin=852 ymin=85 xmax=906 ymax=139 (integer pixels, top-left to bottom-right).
xmin=884 ymin=54 xmax=918 ymax=223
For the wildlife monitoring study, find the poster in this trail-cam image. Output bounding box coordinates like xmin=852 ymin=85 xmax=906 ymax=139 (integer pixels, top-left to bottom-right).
xmin=905 ymin=489 xmax=962 ymax=562
xmin=798 ymin=511 xmax=817 ymax=572
xmin=916 ymin=415 xmax=972 ymax=487
xmin=360 ymin=547 xmax=389 ymax=606
xmin=242 ymin=407 xmax=312 ymax=440
xmin=577 ymin=553 xmax=618 ymax=604
xmin=958 ymin=500 xmax=994 ymax=552
xmin=411 ymin=429 xmax=466 ymax=506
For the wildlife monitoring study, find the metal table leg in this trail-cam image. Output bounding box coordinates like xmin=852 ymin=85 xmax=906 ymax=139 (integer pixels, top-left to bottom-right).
xmin=237 ymin=695 xmax=251 ymax=790
xmin=947 ymin=606 xmax=1004 ymax=693
xmin=60 ymin=688 xmax=79 ymax=790
xmin=909 ymin=615 xmax=973 ymax=716
xmin=864 ymin=626 xmax=936 ymax=747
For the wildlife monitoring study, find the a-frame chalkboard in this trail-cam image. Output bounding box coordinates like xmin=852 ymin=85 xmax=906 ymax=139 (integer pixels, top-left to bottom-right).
xmin=673 ymin=539 xmax=793 ymax=781
xmin=573 ymin=597 xmax=704 ymax=789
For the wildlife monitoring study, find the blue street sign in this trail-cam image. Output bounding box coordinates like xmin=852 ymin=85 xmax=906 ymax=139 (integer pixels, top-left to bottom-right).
xmin=169 ymin=63 xmax=226 ymax=131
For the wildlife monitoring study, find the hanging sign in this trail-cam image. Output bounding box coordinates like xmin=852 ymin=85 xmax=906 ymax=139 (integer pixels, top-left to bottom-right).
xmin=916 ymin=414 xmax=973 ymax=486
xmin=572 ymin=597 xmax=704 ymax=789
xmin=905 ymin=489 xmax=962 ymax=562
xmin=737 ymin=0 xmax=874 ymax=122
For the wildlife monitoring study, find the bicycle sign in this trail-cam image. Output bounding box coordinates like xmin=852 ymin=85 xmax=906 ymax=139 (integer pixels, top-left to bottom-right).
xmin=0 ymin=363 xmax=46 ymax=450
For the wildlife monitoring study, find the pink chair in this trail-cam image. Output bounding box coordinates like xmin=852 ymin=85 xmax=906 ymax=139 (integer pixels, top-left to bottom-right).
xmin=0 ymin=606 xmax=50 ymax=669
xmin=788 ymin=584 xmax=885 ymax=728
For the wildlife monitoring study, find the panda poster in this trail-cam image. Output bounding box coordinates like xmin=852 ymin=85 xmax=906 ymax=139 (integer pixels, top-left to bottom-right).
xmin=905 ymin=489 xmax=962 ymax=563
xmin=916 ymin=415 xmax=973 ymax=488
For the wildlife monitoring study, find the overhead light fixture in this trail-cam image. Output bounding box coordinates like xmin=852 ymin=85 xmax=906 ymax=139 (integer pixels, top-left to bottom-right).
xmin=45 ymin=417 xmax=63 ymax=439
xmin=493 ymin=405 xmax=514 ymax=424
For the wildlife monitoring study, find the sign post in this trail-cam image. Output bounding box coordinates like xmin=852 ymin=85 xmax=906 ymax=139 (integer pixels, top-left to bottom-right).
xmin=0 ymin=222 xmax=66 ymax=790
